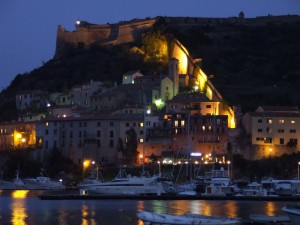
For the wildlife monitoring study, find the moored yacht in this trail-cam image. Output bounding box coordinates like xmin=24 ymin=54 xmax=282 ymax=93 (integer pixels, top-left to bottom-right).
xmin=79 ymin=169 xmax=173 ymax=195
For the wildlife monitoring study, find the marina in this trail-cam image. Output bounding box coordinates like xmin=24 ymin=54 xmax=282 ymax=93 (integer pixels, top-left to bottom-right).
xmin=0 ymin=189 xmax=298 ymax=225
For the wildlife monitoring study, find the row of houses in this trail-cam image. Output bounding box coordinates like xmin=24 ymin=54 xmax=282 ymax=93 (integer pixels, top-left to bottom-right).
xmin=2 ymin=59 xmax=299 ymax=165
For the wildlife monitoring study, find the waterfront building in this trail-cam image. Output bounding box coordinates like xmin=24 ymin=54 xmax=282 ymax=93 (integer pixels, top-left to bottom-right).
xmin=243 ymin=106 xmax=300 ymax=158
xmin=0 ymin=121 xmax=36 ymax=150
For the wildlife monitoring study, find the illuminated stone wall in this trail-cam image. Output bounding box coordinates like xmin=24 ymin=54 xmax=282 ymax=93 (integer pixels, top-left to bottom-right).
xmin=55 ymin=19 xmax=156 ymax=58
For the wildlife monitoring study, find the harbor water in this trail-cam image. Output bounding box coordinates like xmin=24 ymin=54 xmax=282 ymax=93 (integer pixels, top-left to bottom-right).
xmin=0 ymin=190 xmax=294 ymax=225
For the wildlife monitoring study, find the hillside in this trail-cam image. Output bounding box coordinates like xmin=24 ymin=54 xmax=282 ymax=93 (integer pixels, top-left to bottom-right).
xmin=1 ymin=15 xmax=300 ymax=121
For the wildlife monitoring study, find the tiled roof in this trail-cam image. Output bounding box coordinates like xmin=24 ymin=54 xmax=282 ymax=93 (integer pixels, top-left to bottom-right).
xmin=167 ymin=93 xmax=211 ymax=103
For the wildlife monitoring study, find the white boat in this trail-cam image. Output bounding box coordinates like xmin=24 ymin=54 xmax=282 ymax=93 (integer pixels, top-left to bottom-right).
xmin=24 ymin=176 xmax=64 ymax=190
xmin=137 ymin=211 xmax=240 ymax=225
xmin=282 ymin=204 xmax=300 ymax=225
xmin=274 ymin=181 xmax=293 ymax=196
xmin=0 ymin=170 xmax=26 ymax=190
xmin=79 ymin=169 xmax=173 ymax=195
xmin=241 ymin=182 xmax=266 ymax=196
xmin=249 ymin=214 xmax=290 ymax=224
xmin=24 ymin=168 xmax=64 ymax=190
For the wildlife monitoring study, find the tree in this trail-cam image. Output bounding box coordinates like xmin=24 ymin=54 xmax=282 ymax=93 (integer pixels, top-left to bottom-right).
xmin=125 ymin=127 xmax=138 ymax=165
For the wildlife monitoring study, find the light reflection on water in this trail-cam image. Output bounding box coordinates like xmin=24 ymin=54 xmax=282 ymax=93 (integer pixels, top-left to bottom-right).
xmin=0 ymin=190 xmax=291 ymax=225
xmin=11 ymin=190 xmax=29 ymax=225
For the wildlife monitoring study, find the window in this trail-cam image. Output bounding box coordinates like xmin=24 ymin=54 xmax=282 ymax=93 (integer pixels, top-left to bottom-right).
xmin=139 ymin=138 xmax=144 ymax=143
xmin=266 ymin=127 xmax=272 ymax=133
xmin=290 ymin=129 xmax=296 ymax=133
xmin=109 ymin=139 xmax=114 ymax=147
xmin=97 ymin=140 xmax=101 ymax=147
xmin=278 ymin=129 xmax=284 ymax=133
xmin=45 ymin=130 xmax=49 ymax=135
xmin=45 ymin=122 xmax=49 ymax=127
xmin=139 ymin=122 xmax=144 ymax=127
xmin=84 ymin=131 xmax=87 ymax=138
xmin=258 ymin=128 xmax=262 ymax=132
xmin=109 ymin=130 xmax=114 ymax=138
xmin=280 ymin=138 xmax=284 ymax=145
xmin=54 ymin=129 xmax=57 ymax=135
xmin=206 ymin=105 xmax=211 ymax=108
xmin=70 ymin=131 xmax=73 ymax=138
xmin=126 ymin=122 xmax=130 ymax=127
xmin=279 ymin=119 xmax=285 ymax=124
xmin=256 ymin=137 xmax=264 ymax=141
xmin=291 ymin=120 xmax=296 ymax=124
xmin=97 ymin=122 xmax=101 ymax=127
xmin=109 ymin=122 xmax=114 ymax=127
xmin=264 ymin=137 xmax=272 ymax=143
xmin=45 ymin=141 xmax=48 ymax=149
xmin=97 ymin=130 xmax=101 ymax=137
xmin=258 ymin=119 xmax=262 ymax=123
xmin=174 ymin=121 xmax=178 ymax=127
xmin=79 ymin=131 xmax=82 ymax=138
xmin=266 ymin=118 xmax=272 ymax=124
xmin=202 ymin=126 xmax=205 ymax=131
xmin=180 ymin=120 xmax=185 ymax=126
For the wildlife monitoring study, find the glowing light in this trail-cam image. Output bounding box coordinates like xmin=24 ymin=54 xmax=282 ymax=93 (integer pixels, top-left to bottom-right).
xmin=139 ymin=154 xmax=143 ymax=159
xmin=21 ymin=138 xmax=26 ymax=143
xmin=15 ymin=133 xmax=22 ymax=139
xmin=76 ymin=20 xmax=80 ymax=25
xmin=83 ymin=160 xmax=90 ymax=168
xmin=12 ymin=190 xmax=29 ymax=199
xmin=146 ymin=109 xmax=151 ymax=114
xmin=190 ymin=152 xmax=202 ymax=157
xmin=154 ymin=99 xmax=164 ymax=109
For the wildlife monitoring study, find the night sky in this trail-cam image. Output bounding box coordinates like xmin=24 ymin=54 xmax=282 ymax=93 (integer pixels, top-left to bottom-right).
xmin=1 ymin=0 xmax=299 ymax=90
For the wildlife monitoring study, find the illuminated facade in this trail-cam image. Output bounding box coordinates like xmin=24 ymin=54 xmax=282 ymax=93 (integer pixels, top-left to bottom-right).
xmin=243 ymin=106 xmax=300 ymax=158
xmin=0 ymin=122 xmax=36 ymax=150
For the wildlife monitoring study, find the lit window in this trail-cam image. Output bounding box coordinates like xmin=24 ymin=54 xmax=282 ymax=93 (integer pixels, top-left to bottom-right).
xmin=175 ymin=129 xmax=178 ymax=134
xmin=174 ymin=121 xmax=178 ymax=127
xmin=266 ymin=118 xmax=272 ymax=124
xmin=202 ymin=126 xmax=205 ymax=131
xmin=180 ymin=120 xmax=185 ymax=126
xmin=139 ymin=138 xmax=144 ymax=143
xmin=139 ymin=122 xmax=144 ymax=127
xmin=291 ymin=120 xmax=296 ymax=124
xmin=279 ymin=119 xmax=284 ymax=124
xmin=45 ymin=122 xmax=49 ymax=127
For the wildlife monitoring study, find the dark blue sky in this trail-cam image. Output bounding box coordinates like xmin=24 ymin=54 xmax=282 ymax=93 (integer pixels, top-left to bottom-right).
xmin=1 ymin=0 xmax=299 ymax=90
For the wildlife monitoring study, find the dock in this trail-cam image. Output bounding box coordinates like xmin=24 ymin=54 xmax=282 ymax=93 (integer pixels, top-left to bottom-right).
xmin=39 ymin=193 xmax=300 ymax=201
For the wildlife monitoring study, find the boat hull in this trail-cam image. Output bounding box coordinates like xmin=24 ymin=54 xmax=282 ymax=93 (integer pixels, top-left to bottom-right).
xmin=137 ymin=211 xmax=239 ymax=225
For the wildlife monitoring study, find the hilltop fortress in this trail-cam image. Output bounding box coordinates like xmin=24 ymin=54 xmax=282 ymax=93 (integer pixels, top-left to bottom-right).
xmin=55 ymin=14 xmax=300 ymax=59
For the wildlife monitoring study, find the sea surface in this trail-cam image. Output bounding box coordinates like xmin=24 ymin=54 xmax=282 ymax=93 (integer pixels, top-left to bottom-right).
xmin=0 ymin=190 xmax=294 ymax=225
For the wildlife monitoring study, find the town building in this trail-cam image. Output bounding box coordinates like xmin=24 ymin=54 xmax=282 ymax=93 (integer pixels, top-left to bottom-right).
xmin=243 ymin=106 xmax=300 ymax=158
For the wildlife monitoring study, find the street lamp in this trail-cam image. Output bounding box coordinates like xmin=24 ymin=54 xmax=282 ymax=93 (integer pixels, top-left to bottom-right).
xmin=298 ymin=162 xmax=300 ymax=179
xmin=227 ymin=160 xmax=231 ymax=178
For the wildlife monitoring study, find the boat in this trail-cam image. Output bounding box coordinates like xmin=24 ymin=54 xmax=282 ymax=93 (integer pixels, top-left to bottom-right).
xmin=274 ymin=181 xmax=293 ymax=196
xmin=282 ymin=204 xmax=300 ymax=225
xmin=202 ymin=168 xmax=233 ymax=196
xmin=137 ymin=211 xmax=240 ymax=225
xmin=79 ymin=169 xmax=174 ymax=195
xmin=249 ymin=214 xmax=290 ymax=224
xmin=24 ymin=168 xmax=64 ymax=190
xmin=0 ymin=170 xmax=26 ymax=190
xmin=241 ymin=181 xmax=267 ymax=196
